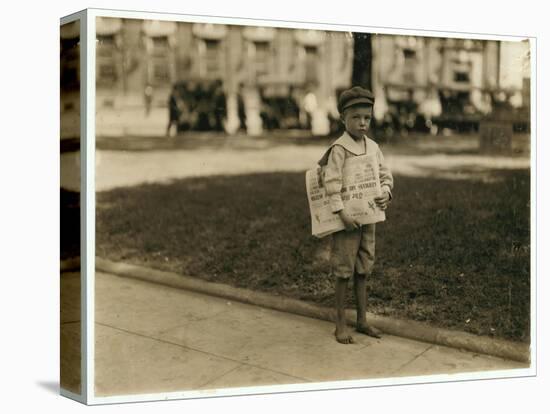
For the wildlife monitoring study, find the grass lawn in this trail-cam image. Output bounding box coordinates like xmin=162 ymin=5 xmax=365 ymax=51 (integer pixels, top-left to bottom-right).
xmin=96 ymin=169 xmax=530 ymax=342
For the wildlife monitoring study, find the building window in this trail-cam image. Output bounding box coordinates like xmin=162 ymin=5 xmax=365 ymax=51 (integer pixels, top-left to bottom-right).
xmin=403 ymin=48 xmax=416 ymax=59
xmin=204 ymin=39 xmax=221 ymax=77
xmin=151 ymin=36 xmax=169 ymax=54
xmin=97 ymin=34 xmax=116 ymax=57
xmin=145 ymin=34 xmax=174 ymax=87
xmin=96 ymin=34 xmax=118 ymax=86
xmin=98 ymin=64 xmax=117 ymax=83
xmin=153 ymin=62 xmax=170 ymax=83
xmin=403 ymin=48 xmax=417 ymax=84
xmin=304 ymin=46 xmax=319 ymax=85
xmin=454 ymin=71 xmax=470 ymax=83
xmin=254 ymin=41 xmax=270 ymax=77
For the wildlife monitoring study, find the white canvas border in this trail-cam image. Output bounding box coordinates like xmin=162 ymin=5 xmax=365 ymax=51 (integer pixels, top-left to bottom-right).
xmin=89 ymin=367 xmax=534 ymax=405
xmin=60 ymin=387 xmax=86 ymax=405
xmin=60 ymin=12 xmax=83 ymax=26
xmin=76 ymin=7 xmax=537 ymax=406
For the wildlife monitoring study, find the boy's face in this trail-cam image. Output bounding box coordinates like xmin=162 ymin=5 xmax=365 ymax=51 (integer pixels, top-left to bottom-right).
xmin=341 ymin=105 xmax=373 ymax=140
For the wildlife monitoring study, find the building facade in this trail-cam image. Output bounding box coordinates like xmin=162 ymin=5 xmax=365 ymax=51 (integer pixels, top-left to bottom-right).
xmin=60 ymin=17 xmax=531 ymax=138
xmin=94 ymin=17 xmax=354 ymax=136
xmin=371 ymin=35 xmax=530 ymax=132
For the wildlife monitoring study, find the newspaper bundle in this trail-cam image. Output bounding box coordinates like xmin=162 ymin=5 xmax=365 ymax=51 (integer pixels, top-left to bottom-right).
xmin=306 ymin=154 xmax=386 ymax=238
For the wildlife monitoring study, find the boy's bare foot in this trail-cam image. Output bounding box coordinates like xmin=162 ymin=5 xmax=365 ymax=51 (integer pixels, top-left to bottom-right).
xmin=356 ymin=323 xmax=382 ymax=339
xmin=334 ymin=327 xmax=355 ymax=344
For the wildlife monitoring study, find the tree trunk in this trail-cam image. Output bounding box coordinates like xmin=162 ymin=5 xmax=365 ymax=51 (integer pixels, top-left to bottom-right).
xmin=351 ymin=32 xmax=373 ymax=90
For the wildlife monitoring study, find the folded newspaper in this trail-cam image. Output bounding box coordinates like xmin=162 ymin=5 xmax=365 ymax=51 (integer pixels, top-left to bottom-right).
xmin=306 ymin=154 xmax=386 ymax=238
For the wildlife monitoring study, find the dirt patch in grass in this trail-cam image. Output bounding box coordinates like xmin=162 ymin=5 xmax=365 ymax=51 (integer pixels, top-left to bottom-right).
xmin=96 ymin=169 xmax=530 ymax=342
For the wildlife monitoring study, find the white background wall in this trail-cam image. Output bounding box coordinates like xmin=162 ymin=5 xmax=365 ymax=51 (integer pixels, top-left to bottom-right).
xmin=0 ymin=1 xmax=547 ymax=413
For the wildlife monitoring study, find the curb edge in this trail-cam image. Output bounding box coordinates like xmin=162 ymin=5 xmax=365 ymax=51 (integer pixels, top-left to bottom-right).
xmin=95 ymin=257 xmax=530 ymax=364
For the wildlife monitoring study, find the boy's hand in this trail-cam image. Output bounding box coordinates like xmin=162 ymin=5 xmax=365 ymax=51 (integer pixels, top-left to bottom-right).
xmin=338 ymin=210 xmax=360 ymax=231
xmin=374 ymin=190 xmax=391 ymax=210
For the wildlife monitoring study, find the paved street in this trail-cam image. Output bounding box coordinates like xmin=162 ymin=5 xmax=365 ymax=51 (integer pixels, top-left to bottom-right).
xmin=60 ymin=271 xmax=528 ymax=397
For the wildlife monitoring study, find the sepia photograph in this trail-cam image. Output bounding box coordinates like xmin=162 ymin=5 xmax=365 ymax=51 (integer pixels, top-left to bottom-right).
xmin=59 ymin=9 xmax=534 ymax=403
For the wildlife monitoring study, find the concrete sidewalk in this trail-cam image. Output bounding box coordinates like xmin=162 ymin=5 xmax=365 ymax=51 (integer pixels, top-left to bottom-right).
xmin=61 ymin=271 xmax=528 ymax=397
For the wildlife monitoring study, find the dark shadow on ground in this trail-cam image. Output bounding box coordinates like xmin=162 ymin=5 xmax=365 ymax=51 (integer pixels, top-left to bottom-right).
xmin=61 ymin=188 xmax=80 ymax=260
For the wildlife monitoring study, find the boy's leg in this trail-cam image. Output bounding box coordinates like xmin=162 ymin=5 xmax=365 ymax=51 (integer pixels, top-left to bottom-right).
xmin=354 ymin=272 xmax=381 ymax=338
xmin=331 ymin=230 xmax=361 ymax=345
xmin=353 ymin=272 xmax=367 ymax=326
xmin=335 ymin=277 xmax=354 ymax=344
xmin=354 ymin=225 xmax=381 ymax=338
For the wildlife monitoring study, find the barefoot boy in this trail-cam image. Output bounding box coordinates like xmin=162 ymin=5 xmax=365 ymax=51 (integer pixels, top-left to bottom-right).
xmin=318 ymin=86 xmax=394 ymax=344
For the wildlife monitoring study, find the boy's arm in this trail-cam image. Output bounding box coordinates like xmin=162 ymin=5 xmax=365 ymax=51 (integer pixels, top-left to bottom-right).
xmin=377 ymin=147 xmax=394 ymax=200
xmin=323 ymin=145 xmax=346 ymax=213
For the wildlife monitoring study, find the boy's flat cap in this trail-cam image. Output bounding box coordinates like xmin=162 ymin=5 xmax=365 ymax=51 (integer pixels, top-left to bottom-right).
xmin=338 ymin=86 xmax=375 ymax=113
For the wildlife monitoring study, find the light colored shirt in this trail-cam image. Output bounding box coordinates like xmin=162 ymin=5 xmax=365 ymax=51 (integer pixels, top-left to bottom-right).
xmin=319 ymin=132 xmax=394 ymax=213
